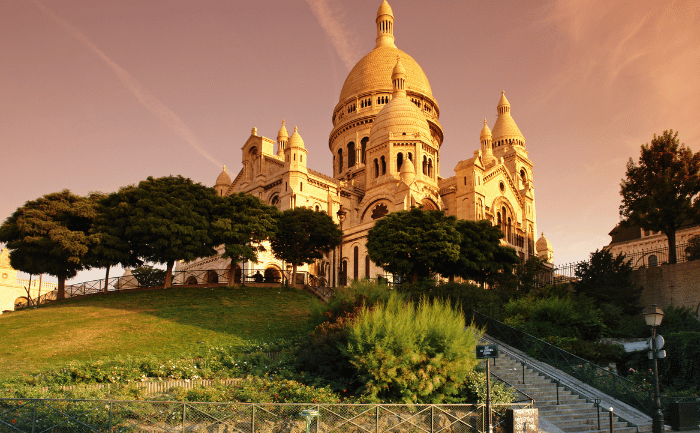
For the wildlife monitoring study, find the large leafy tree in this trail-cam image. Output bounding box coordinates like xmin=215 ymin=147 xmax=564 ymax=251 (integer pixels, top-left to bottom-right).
xmin=210 ymin=192 xmax=279 ymax=283
xmin=437 ymin=219 xmax=518 ymax=286
xmin=573 ymin=249 xmax=641 ymax=316
xmin=366 ymin=208 xmax=461 ymax=284
xmin=270 ymin=207 xmax=342 ymax=285
xmin=0 ymin=190 xmax=101 ymax=299
xmin=102 ymin=176 xmax=219 ymax=288
xmin=620 ymin=130 xmax=700 ymax=263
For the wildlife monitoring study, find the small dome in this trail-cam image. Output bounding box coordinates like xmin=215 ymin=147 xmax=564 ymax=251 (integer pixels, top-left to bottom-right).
xmin=536 ymin=232 xmax=552 ymax=250
xmin=215 ymin=166 xmax=231 ymax=186
xmin=277 ymin=120 xmax=288 ymax=140
xmin=377 ymin=0 xmax=393 ymax=17
xmin=491 ymin=91 xmax=524 ymax=144
xmin=400 ymin=155 xmax=416 ymax=185
xmin=370 ymin=97 xmax=430 ymax=144
xmin=288 ymin=126 xmax=305 ymax=149
xmin=480 ymin=119 xmax=492 ymax=140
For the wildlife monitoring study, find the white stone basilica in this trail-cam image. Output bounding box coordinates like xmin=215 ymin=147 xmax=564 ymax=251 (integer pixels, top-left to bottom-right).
xmin=179 ymin=0 xmax=552 ymax=285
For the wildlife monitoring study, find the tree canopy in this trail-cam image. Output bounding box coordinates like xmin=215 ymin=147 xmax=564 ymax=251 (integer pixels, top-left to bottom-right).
xmin=101 ymin=176 xmax=219 ymax=288
xmin=686 ymin=235 xmax=700 ymax=261
xmin=366 ymin=208 xmax=461 ymax=284
xmin=0 ymin=189 xmax=100 ymax=299
xmin=573 ymin=249 xmax=641 ymax=316
xmin=270 ymin=207 xmax=342 ymax=285
xmin=210 ymin=192 xmax=279 ymax=282
xmin=437 ymin=219 xmax=518 ymax=286
xmin=620 ymin=130 xmax=700 ymax=263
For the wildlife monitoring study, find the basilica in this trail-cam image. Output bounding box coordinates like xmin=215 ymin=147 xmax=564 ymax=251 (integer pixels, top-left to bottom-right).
xmin=178 ymin=0 xmax=553 ymax=286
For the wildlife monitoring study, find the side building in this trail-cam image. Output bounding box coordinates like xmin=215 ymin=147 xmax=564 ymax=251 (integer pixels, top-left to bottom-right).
xmin=179 ymin=0 xmax=550 ymax=286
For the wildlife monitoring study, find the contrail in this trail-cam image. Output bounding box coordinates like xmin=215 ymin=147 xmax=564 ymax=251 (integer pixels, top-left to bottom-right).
xmin=32 ymin=1 xmax=222 ymax=169
xmin=305 ymin=0 xmax=360 ymax=70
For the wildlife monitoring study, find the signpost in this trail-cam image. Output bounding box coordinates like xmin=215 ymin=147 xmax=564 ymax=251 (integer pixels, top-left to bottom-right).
xmin=476 ymin=345 xmax=499 ymax=433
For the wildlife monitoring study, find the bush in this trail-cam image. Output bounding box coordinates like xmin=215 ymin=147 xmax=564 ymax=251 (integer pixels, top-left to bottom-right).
xmin=503 ymin=295 xmax=606 ymax=341
xmin=345 ymin=293 xmax=483 ymax=403
xmin=399 ymin=281 xmax=512 ymax=319
xmin=131 ymin=265 xmax=166 ymax=287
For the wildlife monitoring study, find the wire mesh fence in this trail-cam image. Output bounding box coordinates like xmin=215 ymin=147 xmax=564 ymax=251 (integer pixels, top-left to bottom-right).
xmin=0 ymin=399 xmax=532 ymax=433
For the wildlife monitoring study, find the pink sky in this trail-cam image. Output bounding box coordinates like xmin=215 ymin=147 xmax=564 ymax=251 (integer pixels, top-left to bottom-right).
xmin=1 ymin=0 xmax=699 ymax=282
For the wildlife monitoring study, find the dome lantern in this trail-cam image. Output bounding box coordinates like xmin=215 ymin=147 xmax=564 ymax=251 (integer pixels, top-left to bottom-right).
xmin=277 ymin=120 xmax=289 ymax=157
xmin=376 ymin=0 xmax=395 ymax=48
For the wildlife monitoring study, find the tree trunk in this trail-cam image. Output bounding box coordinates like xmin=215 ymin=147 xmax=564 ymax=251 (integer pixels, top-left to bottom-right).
xmin=292 ymin=264 xmax=298 ymax=288
xmin=57 ymin=275 xmax=66 ymax=300
xmin=228 ymin=258 xmax=235 ymax=286
xmin=666 ymin=227 xmax=678 ymax=264
xmin=164 ymin=261 xmax=174 ymax=289
xmin=104 ymin=266 xmax=110 ymax=293
xmin=410 ymin=272 xmax=418 ymax=284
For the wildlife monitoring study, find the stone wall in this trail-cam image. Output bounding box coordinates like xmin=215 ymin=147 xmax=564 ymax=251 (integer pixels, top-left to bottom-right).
xmin=633 ymin=260 xmax=700 ymax=310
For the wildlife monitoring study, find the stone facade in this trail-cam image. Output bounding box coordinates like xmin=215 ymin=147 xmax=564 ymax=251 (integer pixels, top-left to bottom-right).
xmin=180 ymin=0 xmax=549 ymax=284
xmin=0 ymin=248 xmax=57 ymax=313
xmin=606 ymin=222 xmax=700 ymax=268
xmin=633 ymin=260 xmax=700 ymax=311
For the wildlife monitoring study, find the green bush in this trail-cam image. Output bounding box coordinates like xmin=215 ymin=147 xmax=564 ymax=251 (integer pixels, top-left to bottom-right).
xmin=345 ymin=293 xmax=483 ymax=403
xmin=503 ymin=295 xmax=606 ymax=341
xmin=399 ymin=281 xmax=512 ymax=319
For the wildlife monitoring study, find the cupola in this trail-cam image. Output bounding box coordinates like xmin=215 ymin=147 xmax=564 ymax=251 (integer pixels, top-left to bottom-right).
xmin=214 ymin=166 xmax=231 ymax=196
xmin=277 ymin=120 xmax=288 ymax=158
xmin=491 ymin=91 xmax=525 ymax=148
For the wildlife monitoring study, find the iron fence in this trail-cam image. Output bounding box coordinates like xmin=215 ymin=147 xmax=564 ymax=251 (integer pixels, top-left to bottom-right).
xmin=471 ymin=311 xmax=655 ymax=415
xmin=0 ymin=399 xmax=532 ymax=433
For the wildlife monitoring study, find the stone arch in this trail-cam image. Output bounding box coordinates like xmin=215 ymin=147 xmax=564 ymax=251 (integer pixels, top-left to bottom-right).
xmin=206 ymin=270 xmax=219 ymax=284
xmin=264 ymin=266 xmax=282 ymax=283
xmin=14 ymin=297 xmax=29 ymax=310
xmin=225 ymin=264 xmax=242 ymax=284
xmin=421 ymin=198 xmax=438 ymax=210
xmin=362 ymin=198 xmax=392 ymax=222
xmin=185 ymin=276 xmax=198 ymax=285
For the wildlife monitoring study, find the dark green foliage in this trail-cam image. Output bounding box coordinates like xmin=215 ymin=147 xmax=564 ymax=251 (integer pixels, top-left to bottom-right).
xmin=620 ymin=130 xmax=700 ymax=263
xmin=131 ymin=265 xmax=166 ymax=287
xmin=503 ymin=295 xmax=606 ymax=341
xmin=573 ymin=249 xmax=641 ymax=316
xmin=367 ymin=208 xmax=461 ymax=283
xmin=399 ymin=281 xmax=513 ymax=320
xmin=210 ymin=193 xmax=279 ymax=281
xmin=543 ymin=337 xmax=626 ymax=366
xmin=438 ymin=219 xmax=518 ymax=285
xmin=345 ymin=293 xmax=482 ymax=403
xmin=659 ymin=305 xmax=700 ymax=334
xmin=100 ymin=176 xmax=219 ymax=287
xmin=686 ymin=235 xmax=700 ymax=261
xmin=0 ymin=190 xmax=101 ymax=299
xmin=270 ymin=207 xmax=342 ymax=284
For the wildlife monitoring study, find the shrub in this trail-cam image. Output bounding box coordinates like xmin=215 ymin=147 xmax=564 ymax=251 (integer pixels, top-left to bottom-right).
xmin=345 ymin=293 xmax=483 ymax=403
xmin=399 ymin=281 xmax=512 ymax=319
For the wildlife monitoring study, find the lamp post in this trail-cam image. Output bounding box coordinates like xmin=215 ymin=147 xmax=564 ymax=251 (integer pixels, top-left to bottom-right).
xmin=644 ymin=304 xmax=665 ymax=433
xmin=336 ymin=205 xmax=346 ymax=287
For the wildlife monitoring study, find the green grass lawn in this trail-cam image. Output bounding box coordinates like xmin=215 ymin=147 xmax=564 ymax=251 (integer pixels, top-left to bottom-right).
xmin=0 ymin=286 xmax=319 ymax=381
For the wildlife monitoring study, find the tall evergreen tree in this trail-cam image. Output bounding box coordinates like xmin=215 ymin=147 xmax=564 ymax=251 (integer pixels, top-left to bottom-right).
xmin=270 ymin=207 xmax=342 ymax=286
xmin=366 ymin=208 xmax=461 ymax=284
xmin=0 ymin=190 xmax=100 ymax=299
xmin=102 ymin=176 xmax=219 ymax=288
xmin=210 ymin=192 xmax=279 ymax=283
xmin=620 ymin=130 xmax=700 ymax=263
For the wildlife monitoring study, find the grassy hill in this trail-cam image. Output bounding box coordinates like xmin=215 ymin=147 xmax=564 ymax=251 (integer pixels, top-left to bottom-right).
xmin=0 ymin=286 xmax=319 ymax=381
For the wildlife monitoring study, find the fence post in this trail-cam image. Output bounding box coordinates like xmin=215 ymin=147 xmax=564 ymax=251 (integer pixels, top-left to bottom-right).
xmin=609 ymin=407 xmax=614 ymax=433
xmin=252 ymin=404 xmax=256 ymax=433
xmin=376 ymin=405 xmax=379 ymax=433
xmin=31 ymin=400 xmax=37 ymax=433
xmin=595 ymin=398 xmax=601 ymax=430
xmin=522 ymin=363 xmax=526 ymax=385
xmin=109 ymin=401 xmax=113 ymax=431
xmin=182 ymin=402 xmax=187 ymax=429
xmin=556 ymin=384 xmax=559 ymax=405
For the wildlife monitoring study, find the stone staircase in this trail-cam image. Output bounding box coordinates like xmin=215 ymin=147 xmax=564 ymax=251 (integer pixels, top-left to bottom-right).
xmin=483 ymin=342 xmax=641 ymax=433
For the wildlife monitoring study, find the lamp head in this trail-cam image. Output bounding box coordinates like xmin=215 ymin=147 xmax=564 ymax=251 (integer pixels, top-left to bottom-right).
xmin=644 ymin=304 xmax=664 ymax=327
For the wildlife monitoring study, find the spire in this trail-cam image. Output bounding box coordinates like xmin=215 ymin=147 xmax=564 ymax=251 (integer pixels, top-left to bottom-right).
xmin=480 ymin=119 xmax=497 ymax=167
xmin=391 ymin=56 xmax=406 ymax=98
xmin=375 ymin=0 xmax=396 ymax=48
xmin=277 ymin=120 xmax=288 ymax=157
xmin=497 ymin=90 xmax=510 ymax=115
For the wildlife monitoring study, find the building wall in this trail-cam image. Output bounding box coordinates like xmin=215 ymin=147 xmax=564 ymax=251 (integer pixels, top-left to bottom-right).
xmin=633 ymin=260 xmax=700 ymax=310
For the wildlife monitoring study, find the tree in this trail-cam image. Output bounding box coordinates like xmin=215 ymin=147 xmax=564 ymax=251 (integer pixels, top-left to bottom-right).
xmin=620 ymin=130 xmax=700 ymax=264
xmin=270 ymin=207 xmax=342 ymax=286
xmin=0 ymin=190 xmax=100 ymax=299
xmin=210 ymin=193 xmax=279 ymax=283
xmin=686 ymin=235 xmax=700 ymax=261
xmin=573 ymin=249 xmax=641 ymax=316
xmin=101 ymin=176 xmax=219 ymax=288
xmin=366 ymin=208 xmax=461 ymax=284
xmin=437 ymin=219 xmax=518 ymax=286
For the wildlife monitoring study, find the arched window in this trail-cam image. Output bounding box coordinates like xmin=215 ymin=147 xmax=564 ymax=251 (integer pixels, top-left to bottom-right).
xmin=365 ymin=255 xmax=370 ymax=278
xmin=361 ymin=137 xmax=369 ymax=163
xmin=353 ymin=246 xmax=359 ymax=281
xmin=422 ymin=156 xmax=427 ymax=175
xmin=374 ymin=159 xmax=379 ymax=177
xmin=381 ymin=156 xmax=386 ymax=175
xmin=337 ymin=148 xmax=343 ymax=173
xmin=428 ymin=158 xmax=433 ymax=177
xmin=408 ymin=152 xmax=412 ymax=161
xmin=520 ymin=168 xmax=527 ymax=183
xmin=648 ymin=255 xmax=658 ymax=267
xmin=397 ymin=152 xmax=403 ymax=172
xmin=348 ymin=142 xmax=356 ymax=167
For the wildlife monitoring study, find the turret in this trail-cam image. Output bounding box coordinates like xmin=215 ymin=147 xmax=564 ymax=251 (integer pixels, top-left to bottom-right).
xmin=376 ymin=0 xmax=395 ymax=48
xmin=277 ymin=120 xmax=288 ymax=158
xmin=285 ymin=126 xmax=308 ymax=172
xmin=480 ymin=119 xmax=497 ymax=168
xmin=214 ymin=166 xmax=231 ymax=196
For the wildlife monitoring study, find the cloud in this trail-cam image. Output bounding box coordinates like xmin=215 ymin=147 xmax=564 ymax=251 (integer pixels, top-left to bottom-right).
xmin=305 ymin=0 xmax=361 ymax=70
xmin=32 ymin=1 xmax=223 ymax=169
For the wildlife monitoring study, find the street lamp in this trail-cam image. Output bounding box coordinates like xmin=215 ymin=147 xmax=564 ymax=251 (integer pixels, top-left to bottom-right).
xmin=336 ymin=205 xmax=347 ymax=286
xmin=644 ymin=304 xmax=665 ymax=433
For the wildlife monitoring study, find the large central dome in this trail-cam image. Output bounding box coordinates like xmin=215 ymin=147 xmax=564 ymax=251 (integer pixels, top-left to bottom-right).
xmin=338 ymin=46 xmax=433 ymax=104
